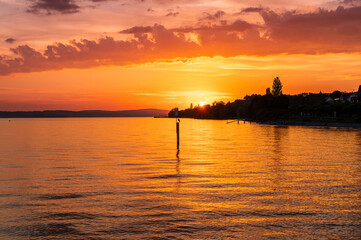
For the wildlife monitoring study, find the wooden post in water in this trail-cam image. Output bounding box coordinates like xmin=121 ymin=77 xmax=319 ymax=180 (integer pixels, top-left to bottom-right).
xmin=176 ymin=120 xmax=180 ymax=150
xmin=175 ymin=108 xmax=180 ymax=150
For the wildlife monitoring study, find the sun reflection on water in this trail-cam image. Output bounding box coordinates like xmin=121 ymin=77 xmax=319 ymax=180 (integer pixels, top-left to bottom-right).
xmin=0 ymin=118 xmax=360 ymax=239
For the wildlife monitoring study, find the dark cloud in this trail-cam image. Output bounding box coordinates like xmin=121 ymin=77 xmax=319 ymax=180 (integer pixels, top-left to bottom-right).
xmin=240 ymin=7 xmax=264 ymax=13
xmin=340 ymin=0 xmax=361 ymax=5
xmin=120 ymin=20 xmax=254 ymax=34
xmin=5 ymin=38 xmax=16 ymax=44
xmin=261 ymin=6 xmax=361 ymax=45
xmin=165 ymin=11 xmax=179 ymax=17
xmin=27 ymin=0 xmax=80 ymax=14
xmin=201 ymin=10 xmax=225 ymax=21
xmin=120 ymin=26 xmax=154 ymax=34
xmin=2 ymin=6 xmax=361 ymax=75
xmin=174 ymin=20 xmax=255 ymax=33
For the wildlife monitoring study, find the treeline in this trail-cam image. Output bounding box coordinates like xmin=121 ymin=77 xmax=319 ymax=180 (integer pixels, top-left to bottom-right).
xmin=168 ymin=78 xmax=361 ymax=123
xmin=168 ymin=93 xmax=361 ymax=122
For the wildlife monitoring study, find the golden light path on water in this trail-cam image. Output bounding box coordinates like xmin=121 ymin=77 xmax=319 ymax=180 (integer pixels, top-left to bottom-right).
xmin=0 ymin=118 xmax=360 ymax=239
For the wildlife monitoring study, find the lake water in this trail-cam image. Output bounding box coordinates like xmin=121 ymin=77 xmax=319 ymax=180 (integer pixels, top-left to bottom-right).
xmin=0 ymin=118 xmax=360 ymax=239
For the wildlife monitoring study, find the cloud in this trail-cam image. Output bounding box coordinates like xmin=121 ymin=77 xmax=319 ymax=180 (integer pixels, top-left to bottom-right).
xmin=260 ymin=6 xmax=361 ymax=47
xmin=200 ymin=10 xmax=225 ymax=21
xmin=120 ymin=19 xmax=254 ymax=34
xmin=239 ymin=7 xmax=264 ymax=14
xmin=340 ymin=0 xmax=361 ymax=6
xmin=119 ymin=26 xmax=154 ymax=34
xmin=165 ymin=11 xmax=179 ymax=17
xmin=27 ymin=0 xmax=80 ymax=14
xmin=5 ymin=38 xmax=16 ymax=44
xmin=130 ymin=90 xmax=233 ymax=98
xmin=2 ymin=6 xmax=361 ymax=75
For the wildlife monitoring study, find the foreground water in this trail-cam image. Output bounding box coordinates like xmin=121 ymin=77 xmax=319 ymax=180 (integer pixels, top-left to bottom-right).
xmin=0 ymin=118 xmax=360 ymax=239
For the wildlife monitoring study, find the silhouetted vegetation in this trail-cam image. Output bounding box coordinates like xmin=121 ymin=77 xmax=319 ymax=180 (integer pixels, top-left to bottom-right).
xmin=169 ymin=79 xmax=361 ymax=123
xmin=272 ymin=77 xmax=283 ymax=96
xmin=266 ymin=87 xmax=271 ymax=95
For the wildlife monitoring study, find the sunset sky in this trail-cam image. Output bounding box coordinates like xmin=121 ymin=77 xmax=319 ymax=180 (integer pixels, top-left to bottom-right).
xmin=1 ymin=0 xmax=361 ymax=110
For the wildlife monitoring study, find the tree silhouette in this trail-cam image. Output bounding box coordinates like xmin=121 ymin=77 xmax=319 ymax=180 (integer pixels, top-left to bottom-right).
xmin=266 ymin=87 xmax=271 ymax=95
xmin=272 ymin=77 xmax=283 ymax=96
xmin=330 ymin=90 xmax=341 ymax=99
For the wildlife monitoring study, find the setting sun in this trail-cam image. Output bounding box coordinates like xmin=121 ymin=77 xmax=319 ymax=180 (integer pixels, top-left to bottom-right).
xmin=199 ymin=102 xmax=207 ymax=107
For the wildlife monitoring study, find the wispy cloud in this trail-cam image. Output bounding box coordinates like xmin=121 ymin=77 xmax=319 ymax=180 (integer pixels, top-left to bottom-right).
xmin=165 ymin=11 xmax=179 ymax=17
xmin=5 ymin=38 xmax=16 ymax=43
xmin=27 ymin=0 xmax=80 ymax=14
xmin=129 ymin=90 xmax=233 ymax=98
xmin=200 ymin=10 xmax=225 ymax=21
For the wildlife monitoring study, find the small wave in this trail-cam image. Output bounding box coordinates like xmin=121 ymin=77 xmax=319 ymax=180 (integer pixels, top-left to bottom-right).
xmin=0 ymin=177 xmax=29 ymax=182
xmin=52 ymin=166 xmax=77 ymax=169
xmin=37 ymin=193 xmax=86 ymax=200
xmin=40 ymin=212 xmax=97 ymax=220
xmin=1 ymin=223 xmax=82 ymax=237
xmin=147 ymin=174 xmax=194 ymax=179
xmin=0 ymin=203 xmax=24 ymax=209
xmin=221 ymin=210 xmax=318 ymax=218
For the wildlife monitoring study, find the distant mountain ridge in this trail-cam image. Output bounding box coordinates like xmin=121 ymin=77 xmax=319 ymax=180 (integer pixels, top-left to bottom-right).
xmin=0 ymin=109 xmax=169 ymax=118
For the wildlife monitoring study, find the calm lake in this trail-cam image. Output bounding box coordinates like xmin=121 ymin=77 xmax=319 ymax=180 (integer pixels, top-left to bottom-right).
xmin=0 ymin=118 xmax=360 ymax=239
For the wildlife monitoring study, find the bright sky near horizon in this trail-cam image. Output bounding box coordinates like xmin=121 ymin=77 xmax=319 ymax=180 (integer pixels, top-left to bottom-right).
xmin=1 ymin=0 xmax=361 ymax=110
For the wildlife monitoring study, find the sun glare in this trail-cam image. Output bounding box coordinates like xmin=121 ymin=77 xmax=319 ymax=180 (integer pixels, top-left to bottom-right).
xmin=199 ymin=101 xmax=207 ymax=107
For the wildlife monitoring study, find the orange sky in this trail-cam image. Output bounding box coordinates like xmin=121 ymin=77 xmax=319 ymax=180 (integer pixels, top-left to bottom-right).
xmin=0 ymin=0 xmax=361 ymax=110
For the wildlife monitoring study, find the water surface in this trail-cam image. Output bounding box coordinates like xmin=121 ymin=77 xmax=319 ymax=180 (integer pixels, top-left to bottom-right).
xmin=0 ymin=118 xmax=360 ymax=239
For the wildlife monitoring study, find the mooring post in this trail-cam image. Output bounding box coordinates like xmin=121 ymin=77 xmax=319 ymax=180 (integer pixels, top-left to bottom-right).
xmin=175 ymin=108 xmax=180 ymax=150
xmin=176 ymin=120 xmax=180 ymax=150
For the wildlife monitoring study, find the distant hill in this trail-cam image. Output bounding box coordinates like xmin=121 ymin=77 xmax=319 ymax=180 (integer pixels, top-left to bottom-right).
xmin=0 ymin=109 xmax=169 ymax=118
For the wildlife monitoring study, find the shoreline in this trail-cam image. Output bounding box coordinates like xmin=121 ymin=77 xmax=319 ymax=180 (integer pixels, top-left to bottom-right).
xmin=172 ymin=117 xmax=361 ymax=128
xmin=3 ymin=116 xmax=361 ymax=128
xmin=255 ymin=120 xmax=361 ymax=128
